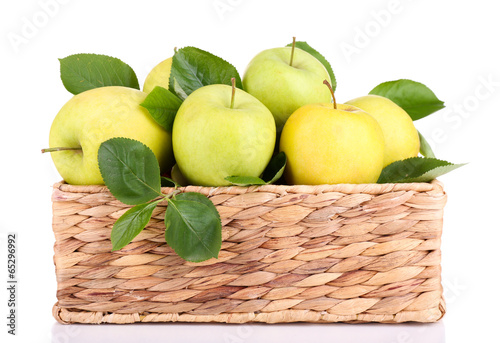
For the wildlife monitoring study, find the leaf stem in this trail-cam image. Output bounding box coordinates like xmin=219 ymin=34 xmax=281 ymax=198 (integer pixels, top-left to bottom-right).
xmin=323 ymin=80 xmax=337 ymax=110
xmin=41 ymin=147 xmax=82 ymax=153
xmin=289 ymin=36 xmax=296 ymax=66
xmin=163 ymin=189 xmax=181 ymax=200
xmin=230 ymin=77 xmax=236 ymax=109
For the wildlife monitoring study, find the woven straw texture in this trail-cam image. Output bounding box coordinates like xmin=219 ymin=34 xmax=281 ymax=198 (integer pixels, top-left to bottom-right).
xmin=51 ymin=180 xmax=446 ymax=324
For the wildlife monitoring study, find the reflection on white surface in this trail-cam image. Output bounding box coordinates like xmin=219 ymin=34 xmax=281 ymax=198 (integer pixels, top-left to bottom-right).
xmin=51 ymin=321 xmax=445 ymax=343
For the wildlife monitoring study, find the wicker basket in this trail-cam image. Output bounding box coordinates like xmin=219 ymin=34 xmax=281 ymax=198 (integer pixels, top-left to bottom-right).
xmin=51 ymin=180 xmax=446 ymax=324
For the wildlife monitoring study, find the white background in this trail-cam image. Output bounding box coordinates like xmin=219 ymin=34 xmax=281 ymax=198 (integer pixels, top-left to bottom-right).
xmin=1 ymin=0 xmax=499 ymax=342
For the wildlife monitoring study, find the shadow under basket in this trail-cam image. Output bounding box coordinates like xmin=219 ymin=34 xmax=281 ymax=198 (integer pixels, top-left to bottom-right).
xmin=51 ymin=180 xmax=447 ymax=324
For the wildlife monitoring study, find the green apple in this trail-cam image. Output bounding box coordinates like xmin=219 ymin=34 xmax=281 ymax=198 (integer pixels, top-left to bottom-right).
xmin=172 ymin=82 xmax=276 ymax=186
xmin=143 ymin=57 xmax=172 ymax=93
xmin=345 ymin=94 xmax=420 ymax=167
xmin=45 ymin=86 xmax=175 ymax=185
xmin=280 ymin=83 xmax=385 ymax=185
xmin=242 ymin=45 xmax=332 ymax=131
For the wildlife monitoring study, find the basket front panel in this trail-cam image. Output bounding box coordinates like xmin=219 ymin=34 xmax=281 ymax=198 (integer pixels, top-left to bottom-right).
xmin=51 ymin=182 xmax=446 ymax=324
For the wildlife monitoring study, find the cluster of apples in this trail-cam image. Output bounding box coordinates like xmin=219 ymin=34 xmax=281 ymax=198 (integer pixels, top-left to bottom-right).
xmin=46 ymin=41 xmax=419 ymax=187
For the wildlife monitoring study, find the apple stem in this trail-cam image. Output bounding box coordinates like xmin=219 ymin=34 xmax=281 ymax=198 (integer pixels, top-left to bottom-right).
xmin=323 ymin=80 xmax=337 ymax=110
xmin=41 ymin=147 xmax=82 ymax=154
xmin=289 ymin=36 xmax=296 ymax=66
xmin=230 ymin=77 xmax=236 ymax=109
xmin=174 ymin=47 xmax=178 ymax=53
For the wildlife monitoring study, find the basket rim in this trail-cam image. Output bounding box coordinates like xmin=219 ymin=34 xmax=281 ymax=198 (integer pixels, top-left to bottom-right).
xmin=53 ymin=179 xmax=444 ymax=196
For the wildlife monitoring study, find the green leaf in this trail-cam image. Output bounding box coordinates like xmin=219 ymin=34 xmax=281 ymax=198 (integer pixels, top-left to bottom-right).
xmin=377 ymin=157 xmax=465 ymax=183
xmin=225 ymin=176 xmax=267 ymax=187
xmin=261 ymin=151 xmax=287 ymax=184
xmin=168 ymin=47 xmax=242 ymax=100
xmin=369 ymin=79 xmax=445 ymax=120
xmin=225 ymin=152 xmax=287 ymax=186
xmin=287 ymin=41 xmax=336 ymax=92
xmin=98 ymin=138 xmax=162 ymax=205
xmin=418 ymin=131 xmax=436 ymax=158
xmin=161 ymin=176 xmax=179 ymax=188
xmin=165 ymin=192 xmax=222 ymax=262
xmin=111 ymin=200 xmax=161 ymax=251
xmin=140 ymin=86 xmax=182 ymax=132
xmin=170 ymin=77 xmax=188 ymax=100
xmin=59 ymin=53 xmax=139 ymax=95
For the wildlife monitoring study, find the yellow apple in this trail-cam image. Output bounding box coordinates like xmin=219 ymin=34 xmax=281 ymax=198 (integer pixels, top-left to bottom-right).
xmin=280 ymin=101 xmax=385 ymax=185
xmin=46 ymin=86 xmax=174 ymax=185
xmin=143 ymin=57 xmax=172 ymax=93
xmin=345 ymin=95 xmax=420 ymax=167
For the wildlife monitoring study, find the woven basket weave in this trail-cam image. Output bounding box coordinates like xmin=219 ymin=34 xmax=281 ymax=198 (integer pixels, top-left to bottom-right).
xmin=51 ymin=180 xmax=446 ymax=324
